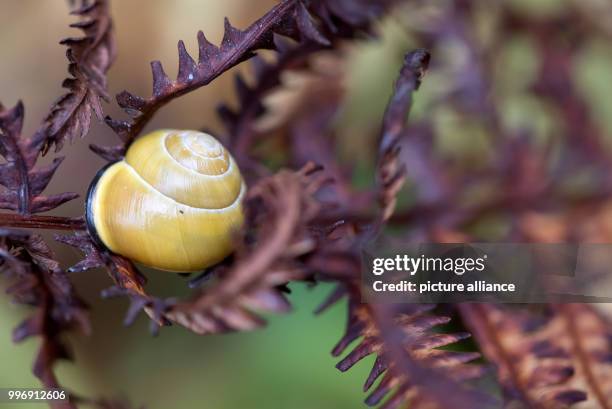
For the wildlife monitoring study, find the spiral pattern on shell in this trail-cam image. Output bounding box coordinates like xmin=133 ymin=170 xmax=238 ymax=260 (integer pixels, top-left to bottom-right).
xmin=86 ymin=130 xmax=245 ymax=272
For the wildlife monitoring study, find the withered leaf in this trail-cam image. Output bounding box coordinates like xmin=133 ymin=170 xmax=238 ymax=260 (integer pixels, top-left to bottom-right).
xmin=325 ymin=288 xmax=490 ymax=409
xmin=100 ymin=0 xmax=392 ymax=158
xmin=0 ymin=229 xmax=88 ymax=405
xmin=36 ymin=0 xmax=116 ymax=153
xmin=56 ymin=232 xmax=168 ymax=330
xmin=558 ymin=304 xmax=612 ymax=409
xmin=377 ymin=49 xmax=430 ymax=224
xmin=0 ymin=102 xmax=78 ymax=214
xmin=166 ymin=164 xmax=324 ymax=334
xmin=460 ymin=304 xmax=588 ymax=408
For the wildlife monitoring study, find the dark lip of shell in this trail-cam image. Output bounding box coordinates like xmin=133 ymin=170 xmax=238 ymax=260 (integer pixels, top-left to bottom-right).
xmin=85 ymin=160 xmax=120 ymax=252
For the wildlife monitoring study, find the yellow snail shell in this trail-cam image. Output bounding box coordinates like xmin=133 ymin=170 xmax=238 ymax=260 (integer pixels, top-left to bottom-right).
xmin=86 ymin=129 xmax=245 ymax=272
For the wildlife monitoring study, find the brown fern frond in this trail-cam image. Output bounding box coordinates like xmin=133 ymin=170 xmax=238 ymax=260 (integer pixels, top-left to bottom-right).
xmin=98 ymin=0 xmax=395 ymax=160
xmin=0 ymin=103 xmax=78 ymax=215
xmin=0 ymin=0 xmax=113 ymax=217
xmin=101 ymin=0 xmax=320 ymax=153
xmin=55 ymin=232 xmax=147 ymax=296
xmin=377 ymin=49 xmax=430 ymax=224
xmin=558 ymin=304 xmax=612 ymax=408
xmin=57 ymin=163 xmax=328 ymax=335
xmin=322 ymin=287 xmax=488 ymax=409
xmin=311 ymin=46 xmax=496 ymax=408
xmin=55 ymin=232 xmax=169 ymax=331
xmin=36 ymin=0 xmax=116 ymax=153
xmin=313 ymin=248 xmax=492 ymax=407
xmin=219 ymin=0 xmax=392 ymax=159
xmin=166 ymin=163 xmax=326 ymax=334
xmin=459 ymin=304 xmax=587 ymax=408
xmin=221 ymin=42 xmax=322 ymax=162
xmin=0 ymin=229 xmax=89 ymax=409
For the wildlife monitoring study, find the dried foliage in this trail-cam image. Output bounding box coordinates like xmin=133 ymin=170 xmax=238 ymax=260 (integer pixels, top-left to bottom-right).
xmin=98 ymin=0 xmax=393 ymax=160
xmin=2 ymin=0 xmax=612 ymax=408
xmin=59 ymin=163 xmax=328 ymax=335
xmin=167 ymin=163 xmax=326 ymax=333
xmin=0 ymin=0 xmax=115 ymax=404
xmin=0 ymin=103 xmax=78 ymax=214
xmin=329 ymin=293 xmax=486 ymax=409
xmin=377 ymin=49 xmax=430 ymax=224
xmin=559 ymin=304 xmax=612 ymax=408
xmin=460 ymin=304 xmax=587 ymax=408
xmin=460 ymin=303 xmax=612 ymax=408
xmin=261 ymin=1 xmax=612 ymax=406
xmin=37 ymin=0 xmax=116 ymax=153
xmin=54 ymin=232 xmax=168 ymax=330
xmin=306 ymin=50 xmax=498 ymax=409
xmin=0 ymin=229 xmax=89 ymax=409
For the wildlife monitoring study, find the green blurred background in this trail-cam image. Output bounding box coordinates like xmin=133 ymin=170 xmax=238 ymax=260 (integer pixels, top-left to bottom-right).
xmin=3 ymin=0 xmax=612 ymax=408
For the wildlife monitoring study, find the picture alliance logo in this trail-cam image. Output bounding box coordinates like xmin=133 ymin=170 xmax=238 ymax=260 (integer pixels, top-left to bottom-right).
xmin=371 ymin=254 xmax=488 ymax=277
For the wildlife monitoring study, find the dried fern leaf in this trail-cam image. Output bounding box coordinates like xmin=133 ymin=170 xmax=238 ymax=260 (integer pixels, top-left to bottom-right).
xmin=558 ymin=304 xmax=612 ymax=409
xmin=0 ymin=229 xmax=88 ymax=408
xmin=0 ymin=103 xmax=78 ymax=214
xmin=100 ymin=0 xmax=395 ymax=159
xmin=459 ymin=304 xmax=587 ymax=408
xmin=36 ymin=0 xmax=116 ymax=153
xmin=328 ymin=290 xmax=491 ymax=409
xmin=167 ymin=163 xmax=325 ymax=334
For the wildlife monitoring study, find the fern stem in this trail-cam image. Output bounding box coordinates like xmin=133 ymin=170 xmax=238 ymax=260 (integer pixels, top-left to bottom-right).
xmin=560 ymin=304 xmax=612 ymax=409
xmin=459 ymin=304 xmax=538 ymax=408
xmin=0 ymin=213 xmax=85 ymax=231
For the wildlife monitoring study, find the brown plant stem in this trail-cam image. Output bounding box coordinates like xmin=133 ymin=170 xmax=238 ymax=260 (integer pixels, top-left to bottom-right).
xmin=559 ymin=304 xmax=612 ymax=409
xmin=0 ymin=213 xmax=85 ymax=231
xmin=458 ymin=304 xmax=543 ymax=408
xmin=117 ymin=0 xmax=298 ymax=145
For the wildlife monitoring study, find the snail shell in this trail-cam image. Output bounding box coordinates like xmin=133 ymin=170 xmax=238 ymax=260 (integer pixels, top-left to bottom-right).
xmin=86 ymin=129 xmax=245 ymax=272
